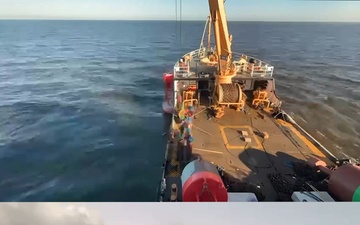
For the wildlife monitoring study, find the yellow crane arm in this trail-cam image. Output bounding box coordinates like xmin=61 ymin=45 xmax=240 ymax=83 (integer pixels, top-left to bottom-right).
xmin=208 ymin=0 xmax=233 ymax=76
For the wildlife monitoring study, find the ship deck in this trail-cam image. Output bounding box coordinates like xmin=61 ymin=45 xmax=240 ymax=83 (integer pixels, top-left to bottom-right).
xmin=163 ymin=103 xmax=332 ymax=201
xmin=161 ymin=48 xmax=334 ymax=202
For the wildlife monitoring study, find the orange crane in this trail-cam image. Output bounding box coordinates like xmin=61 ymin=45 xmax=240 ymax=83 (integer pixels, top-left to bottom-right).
xmin=208 ymin=0 xmax=245 ymax=113
xmin=208 ymin=0 xmax=236 ymax=84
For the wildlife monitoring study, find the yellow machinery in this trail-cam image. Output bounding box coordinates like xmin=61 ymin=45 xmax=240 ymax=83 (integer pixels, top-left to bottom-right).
xmin=208 ymin=0 xmax=246 ymax=113
xmin=178 ymin=85 xmax=198 ymax=119
xmin=252 ymin=88 xmax=270 ymax=109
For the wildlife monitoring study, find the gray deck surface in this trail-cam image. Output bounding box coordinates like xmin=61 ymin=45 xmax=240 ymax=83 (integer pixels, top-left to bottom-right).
xmin=163 ymin=55 xmax=330 ymax=202
xmin=163 ymin=105 xmax=329 ymax=201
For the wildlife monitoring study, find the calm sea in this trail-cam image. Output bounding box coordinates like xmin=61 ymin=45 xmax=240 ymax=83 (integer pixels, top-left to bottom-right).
xmin=0 ymin=20 xmax=359 ymax=201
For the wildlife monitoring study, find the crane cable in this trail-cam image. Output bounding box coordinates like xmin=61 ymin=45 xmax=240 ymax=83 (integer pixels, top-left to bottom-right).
xmin=175 ymin=0 xmax=182 ymax=45
xmin=179 ymin=0 xmax=182 ymax=45
xmin=175 ymin=0 xmax=177 ymax=43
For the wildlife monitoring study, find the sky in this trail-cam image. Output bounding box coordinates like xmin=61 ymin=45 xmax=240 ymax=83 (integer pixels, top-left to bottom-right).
xmin=0 ymin=0 xmax=359 ymax=22
xmin=0 ymin=202 xmax=358 ymax=225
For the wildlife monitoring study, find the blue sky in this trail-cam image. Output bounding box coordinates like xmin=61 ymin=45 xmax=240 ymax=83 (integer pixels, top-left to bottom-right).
xmin=0 ymin=0 xmax=359 ymax=21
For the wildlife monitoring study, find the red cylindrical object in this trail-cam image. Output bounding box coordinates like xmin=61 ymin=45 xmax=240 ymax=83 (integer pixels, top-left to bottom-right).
xmin=329 ymin=165 xmax=360 ymax=201
xmin=163 ymin=73 xmax=174 ymax=114
xmin=181 ymin=159 xmax=228 ymax=202
xmin=163 ymin=73 xmax=174 ymax=83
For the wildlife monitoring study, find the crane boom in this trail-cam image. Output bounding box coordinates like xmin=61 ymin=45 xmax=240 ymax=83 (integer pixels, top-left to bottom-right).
xmin=208 ymin=0 xmax=234 ymax=78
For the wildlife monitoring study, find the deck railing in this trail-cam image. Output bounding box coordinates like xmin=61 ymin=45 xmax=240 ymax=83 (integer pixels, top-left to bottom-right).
xmin=173 ymin=62 xmax=190 ymax=78
xmin=173 ymin=48 xmax=274 ymax=78
xmin=232 ymin=51 xmax=274 ymax=77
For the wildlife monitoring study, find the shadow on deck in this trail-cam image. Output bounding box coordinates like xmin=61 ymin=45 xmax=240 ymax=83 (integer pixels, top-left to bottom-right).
xmin=191 ymin=147 xmax=330 ymax=201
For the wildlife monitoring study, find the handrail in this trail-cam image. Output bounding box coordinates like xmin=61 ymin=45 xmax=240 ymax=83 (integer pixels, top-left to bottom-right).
xmin=199 ymin=16 xmax=210 ymax=55
xmin=232 ymin=51 xmax=272 ymax=66
xmin=174 ymin=48 xmax=275 ymax=78
xmin=174 ymin=62 xmax=190 ymax=78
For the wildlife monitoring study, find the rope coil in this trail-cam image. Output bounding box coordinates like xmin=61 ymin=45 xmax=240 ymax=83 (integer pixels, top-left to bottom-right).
xmin=217 ymin=83 xmax=243 ymax=104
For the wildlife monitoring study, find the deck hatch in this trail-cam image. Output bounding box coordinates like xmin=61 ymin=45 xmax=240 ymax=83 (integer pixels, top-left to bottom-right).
xmin=219 ymin=125 xmax=262 ymax=150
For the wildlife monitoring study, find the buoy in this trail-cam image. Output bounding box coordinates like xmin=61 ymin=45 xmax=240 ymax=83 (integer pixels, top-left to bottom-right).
xmin=162 ymin=73 xmax=174 ymax=114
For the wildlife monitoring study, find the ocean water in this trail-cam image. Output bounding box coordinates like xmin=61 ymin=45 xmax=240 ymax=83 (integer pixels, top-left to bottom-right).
xmin=0 ymin=20 xmax=359 ymax=201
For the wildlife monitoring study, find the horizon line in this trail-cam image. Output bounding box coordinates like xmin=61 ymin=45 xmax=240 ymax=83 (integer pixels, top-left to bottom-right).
xmin=0 ymin=18 xmax=359 ymax=23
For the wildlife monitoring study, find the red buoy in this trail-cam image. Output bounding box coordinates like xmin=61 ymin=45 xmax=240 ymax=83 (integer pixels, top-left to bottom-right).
xmin=181 ymin=159 xmax=228 ymax=202
xmin=163 ymin=72 xmax=174 ymax=84
xmin=162 ymin=73 xmax=174 ymax=114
